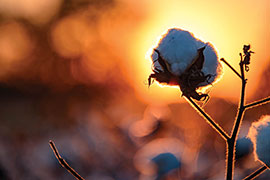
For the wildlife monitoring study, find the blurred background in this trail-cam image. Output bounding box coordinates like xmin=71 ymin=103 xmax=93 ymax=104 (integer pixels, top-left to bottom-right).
xmin=0 ymin=0 xmax=269 ymax=179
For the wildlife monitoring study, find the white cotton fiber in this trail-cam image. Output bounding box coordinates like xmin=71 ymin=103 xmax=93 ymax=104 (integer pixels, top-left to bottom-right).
xmin=151 ymin=28 xmax=222 ymax=87
xmin=248 ymin=115 xmax=270 ymax=167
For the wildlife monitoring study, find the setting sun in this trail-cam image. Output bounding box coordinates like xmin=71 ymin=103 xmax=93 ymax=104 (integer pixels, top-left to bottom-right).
xmin=123 ymin=0 xmax=270 ymax=104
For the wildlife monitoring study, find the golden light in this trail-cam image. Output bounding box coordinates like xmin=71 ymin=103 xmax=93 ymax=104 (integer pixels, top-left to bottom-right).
xmin=125 ymin=0 xmax=270 ymax=104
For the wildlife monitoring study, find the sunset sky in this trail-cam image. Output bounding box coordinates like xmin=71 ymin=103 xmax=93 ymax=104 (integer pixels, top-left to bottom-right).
xmin=119 ymin=0 xmax=270 ymax=104
xmin=0 ymin=0 xmax=269 ymax=105
xmin=0 ymin=1 xmax=269 ymax=179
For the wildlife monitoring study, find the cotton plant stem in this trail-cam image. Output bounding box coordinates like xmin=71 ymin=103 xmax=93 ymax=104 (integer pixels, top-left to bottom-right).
xmin=243 ymin=165 xmax=268 ymax=180
xmin=244 ymin=97 xmax=270 ymax=109
xmin=185 ymin=96 xmax=229 ymax=140
xmin=220 ymin=58 xmax=242 ymax=79
xmin=49 ymin=140 xmax=85 ymax=180
xmin=226 ymin=60 xmax=247 ymax=180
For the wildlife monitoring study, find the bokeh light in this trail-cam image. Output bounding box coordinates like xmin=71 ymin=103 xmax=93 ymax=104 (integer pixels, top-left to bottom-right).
xmin=0 ymin=0 xmax=62 ymax=25
xmin=0 ymin=22 xmax=33 ymax=79
xmin=0 ymin=0 xmax=269 ymax=179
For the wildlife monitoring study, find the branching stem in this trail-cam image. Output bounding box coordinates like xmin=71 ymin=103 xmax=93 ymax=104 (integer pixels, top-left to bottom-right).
xmin=226 ymin=57 xmax=247 ymax=180
xmin=49 ymin=140 xmax=85 ymax=180
xmin=185 ymin=47 xmax=269 ymax=180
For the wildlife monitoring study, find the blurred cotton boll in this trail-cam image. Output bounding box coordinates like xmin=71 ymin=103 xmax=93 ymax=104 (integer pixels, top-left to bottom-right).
xmin=134 ymin=138 xmax=183 ymax=180
xmin=247 ymin=115 xmax=270 ymax=167
xmin=235 ymin=137 xmax=253 ymax=160
xmin=151 ymin=152 xmax=181 ymax=180
xmin=150 ymin=28 xmax=222 ymax=89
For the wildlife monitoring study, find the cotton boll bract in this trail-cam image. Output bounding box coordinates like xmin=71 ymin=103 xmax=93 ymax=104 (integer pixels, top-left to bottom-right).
xmin=196 ymin=41 xmax=222 ymax=86
xmin=247 ymin=115 xmax=270 ymax=167
xmin=148 ymin=28 xmax=222 ymax=101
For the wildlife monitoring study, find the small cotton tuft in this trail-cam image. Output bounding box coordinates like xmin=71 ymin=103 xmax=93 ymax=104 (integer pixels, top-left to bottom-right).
xmin=247 ymin=115 xmax=270 ymax=167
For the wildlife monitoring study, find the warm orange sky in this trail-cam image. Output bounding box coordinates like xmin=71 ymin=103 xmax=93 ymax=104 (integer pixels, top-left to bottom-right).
xmin=122 ymin=0 xmax=270 ymax=105
xmin=0 ymin=0 xmax=269 ymax=105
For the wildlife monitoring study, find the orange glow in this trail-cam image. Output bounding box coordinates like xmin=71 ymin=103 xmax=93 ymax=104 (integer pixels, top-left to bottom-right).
xmin=123 ymin=0 xmax=270 ymax=104
xmin=51 ymin=14 xmax=95 ymax=58
xmin=129 ymin=105 xmax=171 ymax=138
xmin=51 ymin=13 xmax=120 ymax=84
xmin=0 ymin=0 xmax=62 ymax=25
xmin=0 ymin=22 xmax=33 ymax=78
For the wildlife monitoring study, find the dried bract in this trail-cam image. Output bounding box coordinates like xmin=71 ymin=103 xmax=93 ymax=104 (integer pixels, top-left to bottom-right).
xmin=241 ymin=44 xmax=254 ymax=72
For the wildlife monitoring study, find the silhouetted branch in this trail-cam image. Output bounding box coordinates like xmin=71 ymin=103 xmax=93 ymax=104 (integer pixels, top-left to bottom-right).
xmin=185 ymin=96 xmax=229 ymax=140
xmin=244 ymin=97 xmax=270 ymax=109
xmin=243 ymin=165 xmax=268 ymax=180
xmin=220 ymin=58 xmax=242 ymax=79
xmin=49 ymin=140 xmax=85 ymax=180
xmin=226 ymin=53 xmax=247 ymax=180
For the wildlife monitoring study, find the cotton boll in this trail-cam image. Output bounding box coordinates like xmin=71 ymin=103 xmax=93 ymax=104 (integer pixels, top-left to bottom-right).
xmin=247 ymin=115 xmax=270 ymax=167
xmin=149 ymin=28 xmax=223 ymax=101
xmin=154 ymin=28 xmax=198 ymax=75
xmin=150 ymin=28 xmax=222 ymax=87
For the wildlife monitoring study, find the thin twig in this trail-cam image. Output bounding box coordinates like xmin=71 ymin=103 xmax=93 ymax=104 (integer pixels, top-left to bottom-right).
xmin=49 ymin=140 xmax=85 ymax=180
xmin=185 ymin=96 xmax=229 ymax=140
xmin=220 ymin=58 xmax=242 ymax=79
xmin=243 ymin=165 xmax=268 ymax=180
xmin=244 ymin=97 xmax=270 ymax=109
